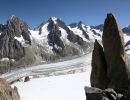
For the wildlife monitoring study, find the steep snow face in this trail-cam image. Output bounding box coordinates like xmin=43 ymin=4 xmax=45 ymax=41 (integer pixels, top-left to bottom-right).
xmin=68 ymin=26 xmax=89 ymax=42
xmin=29 ymin=29 xmax=53 ymax=54
xmin=82 ymin=25 xmax=102 ymax=41
xmin=41 ymin=22 xmax=50 ymax=38
xmin=30 ymin=23 xmax=50 ymax=40
xmin=29 ymin=30 xmax=40 ymax=40
xmin=59 ymin=27 xmax=70 ymax=44
xmin=69 ymin=23 xmax=102 ymax=42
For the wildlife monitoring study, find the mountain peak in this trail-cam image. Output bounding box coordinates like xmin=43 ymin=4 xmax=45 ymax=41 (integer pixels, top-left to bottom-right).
xmin=10 ymin=15 xmax=19 ymax=20
xmin=50 ymin=17 xmax=58 ymax=21
xmin=78 ymin=21 xmax=83 ymax=25
xmin=48 ymin=17 xmax=60 ymax=24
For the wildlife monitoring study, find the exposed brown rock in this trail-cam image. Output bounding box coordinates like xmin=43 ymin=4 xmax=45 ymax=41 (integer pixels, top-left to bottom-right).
xmin=0 ymin=78 xmax=20 ymax=100
xmin=102 ymin=13 xmax=130 ymax=92
xmin=91 ymin=40 xmax=109 ymax=89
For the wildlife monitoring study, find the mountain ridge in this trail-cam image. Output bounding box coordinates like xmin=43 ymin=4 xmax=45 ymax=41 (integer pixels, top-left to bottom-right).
xmin=0 ymin=15 xmax=129 ymax=73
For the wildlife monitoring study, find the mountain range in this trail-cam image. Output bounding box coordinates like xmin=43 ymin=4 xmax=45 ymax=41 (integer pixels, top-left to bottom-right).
xmin=0 ymin=16 xmax=130 ymax=73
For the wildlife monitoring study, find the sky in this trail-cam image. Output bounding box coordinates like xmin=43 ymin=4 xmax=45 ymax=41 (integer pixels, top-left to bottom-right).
xmin=0 ymin=0 xmax=130 ymax=28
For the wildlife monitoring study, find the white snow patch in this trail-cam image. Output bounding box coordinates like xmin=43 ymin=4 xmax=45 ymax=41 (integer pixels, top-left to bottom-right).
xmin=41 ymin=23 xmax=50 ymax=38
xmin=11 ymin=59 xmax=15 ymax=62
xmin=29 ymin=30 xmax=40 ymax=40
xmin=0 ymin=58 xmax=9 ymax=61
xmin=51 ymin=17 xmax=58 ymax=24
xmin=85 ymin=26 xmax=101 ymax=41
xmin=68 ymin=25 xmax=101 ymax=42
xmin=29 ymin=29 xmax=53 ymax=54
xmin=59 ymin=27 xmax=70 ymax=44
xmin=68 ymin=26 xmax=88 ymax=42
xmin=14 ymin=36 xmax=25 ymax=45
xmin=124 ymin=33 xmax=130 ymax=43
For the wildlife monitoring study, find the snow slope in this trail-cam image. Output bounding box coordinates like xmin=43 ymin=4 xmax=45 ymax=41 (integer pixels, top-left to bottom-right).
xmin=14 ymin=71 xmax=90 ymax=100
xmin=13 ymin=53 xmax=92 ymax=100
xmin=68 ymin=23 xmax=102 ymax=42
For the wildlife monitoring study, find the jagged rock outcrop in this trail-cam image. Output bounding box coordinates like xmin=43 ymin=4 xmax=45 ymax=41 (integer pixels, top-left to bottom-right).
xmin=0 ymin=31 xmax=25 ymax=59
xmin=7 ymin=16 xmax=31 ymax=44
xmin=86 ymin=13 xmax=130 ymax=100
xmin=0 ymin=16 xmax=37 ymax=73
xmin=69 ymin=21 xmax=90 ymax=40
xmin=47 ymin=21 xmax=64 ymax=53
xmin=91 ymin=40 xmax=109 ymax=89
xmin=0 ymin=16 xmax=31 ymax=60
xmin=102 ymin=13 xmax=130 ymax=92
xmin=0 ymin=78 xmax=20 ymax=100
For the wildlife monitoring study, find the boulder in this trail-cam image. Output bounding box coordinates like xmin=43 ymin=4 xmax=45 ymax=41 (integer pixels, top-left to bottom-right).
xmin=102 ymin=13 xmax=130 ymax=92
xmin=0 ymin=78 xmax=20 ymax=100
xmin=85 ymin=87 xmax=103 ymax=100
xmin=24 ymin=76 xmax=30 ymax=82
xmin=85 ymin=87 xmax=125 ymax=100
xmin=91 ymin=40 xmax=109 ymax=89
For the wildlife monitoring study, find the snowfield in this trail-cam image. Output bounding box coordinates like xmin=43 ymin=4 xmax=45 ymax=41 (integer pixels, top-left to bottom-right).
xmin=12 ymin=53 xmax=92 ymax=100
xmin=14 ymin=71 xmax=91 ymax=100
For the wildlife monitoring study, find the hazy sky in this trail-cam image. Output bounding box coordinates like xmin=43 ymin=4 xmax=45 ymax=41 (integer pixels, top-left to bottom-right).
xmin=0 ymin=0 xmax=130 ymax=28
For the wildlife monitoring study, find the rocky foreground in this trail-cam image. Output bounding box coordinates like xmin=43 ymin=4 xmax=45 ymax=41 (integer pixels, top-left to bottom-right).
xmin=0 ymin=78 xmax=20 ymax=100
xmin=85 ymin=13 xmax=130 ymax=100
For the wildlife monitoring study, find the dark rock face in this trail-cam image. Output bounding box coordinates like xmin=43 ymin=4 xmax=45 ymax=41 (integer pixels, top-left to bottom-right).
xmin=47 ymin=18 xmax=86 ymax=46
xmin=44 ymin=18 xmax=87 ymax=54
xmin=0 ymin=31 xmax=25 ymax=59
xmin=91 ymin=40 xmax=109 ymax=89
xmin=0 ymin=16 xmax=36 ymax=74
xmin=6 ymin=16 xmax=31 ymax=44
xmin=92 ymin=30 xmax=101 ymax=37
xmin=0 ymin=78 xmax=20 ymax=100
xmin=0 ymin=16 xmax=31 ymax=59
xmin=0 ymin=24 xmax=6 ymax=32
xmin=47 ymin=21 xmax=65 ymax=53
xmin=102 ymin=13 xmax=130 ymax=92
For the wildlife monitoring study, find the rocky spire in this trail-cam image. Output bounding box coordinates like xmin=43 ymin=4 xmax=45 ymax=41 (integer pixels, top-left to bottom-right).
xmin=91 ymin=40 xmax=109 ymax=90
xmin=86 ymin=13 xmax=130 ymax=100
xmin=102 ymin=13 xmax=130 ymax=92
